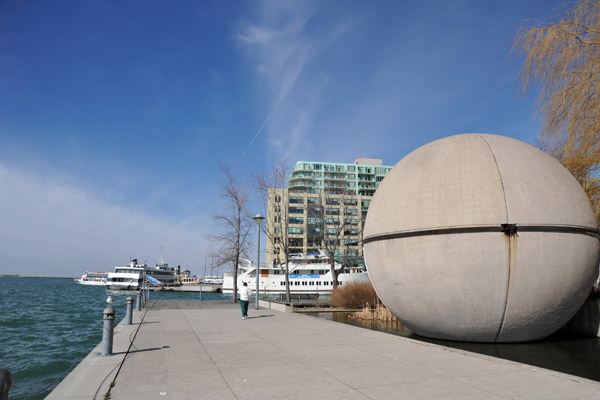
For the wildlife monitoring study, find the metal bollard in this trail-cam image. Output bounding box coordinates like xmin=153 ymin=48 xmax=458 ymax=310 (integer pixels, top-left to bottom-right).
xmin=102 ymin=305 xmax=115 ymax=356
xmin=126 ymin=296 xmax=133 ymax=325
xmin=0 ymin=369 xmax=14 ymax=400
xmin=136 ymin=291 xmax=142 ymax=311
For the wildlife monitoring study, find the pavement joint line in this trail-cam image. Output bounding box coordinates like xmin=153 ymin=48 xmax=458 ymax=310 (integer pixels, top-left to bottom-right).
xmin=103 ymin=310 xmax=147 ymax=399
xmin=181 ymin=308 xmax=239 ymax=399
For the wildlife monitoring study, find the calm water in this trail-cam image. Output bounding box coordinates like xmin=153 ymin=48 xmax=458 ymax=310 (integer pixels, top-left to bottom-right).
xmin=0 ymin=277 xmax=226 ymax=400
xmin=310 ymin=312 xmax=600 ymax=382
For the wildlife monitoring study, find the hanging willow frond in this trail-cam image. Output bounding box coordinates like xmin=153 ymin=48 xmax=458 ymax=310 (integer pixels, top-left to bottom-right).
xmin=514 ymin=0 xmax=600 ymax=225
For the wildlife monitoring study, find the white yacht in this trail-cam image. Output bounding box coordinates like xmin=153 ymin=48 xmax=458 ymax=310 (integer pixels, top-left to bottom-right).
xmin=105 ymin=260 xmax=146 ymax=290
xmin=105 ymin=257 xmax=180 ymax=290
xmin=222 ymin=252 xmax=370 ymax=294
xmin=74 ymin=271 xmax=108 ymax=286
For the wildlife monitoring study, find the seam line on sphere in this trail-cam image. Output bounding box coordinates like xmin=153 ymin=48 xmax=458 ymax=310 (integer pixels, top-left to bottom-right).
xmin=362 ymin=225 xmax=600 ymax=244
xmin=480 ymin=134 xmax=510 ymax=223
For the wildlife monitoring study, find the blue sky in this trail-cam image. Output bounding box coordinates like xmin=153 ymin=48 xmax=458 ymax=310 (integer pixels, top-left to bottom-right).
xmin=0 ymin=0 xmax=563 ymax=277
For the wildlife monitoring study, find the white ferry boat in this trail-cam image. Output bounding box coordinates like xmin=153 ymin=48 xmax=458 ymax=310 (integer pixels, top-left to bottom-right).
xmin=222 ymin=252 xmax=370 ymax=294
xmin=105 ymin=260 xmax=146 ymax=290
xmin=74 ymin=271 xmax=108 ymax=286
xmin=105 ymin=258 xmax=180 ymax=290
xmin=144 ymin=257 xmax=180 ymax=287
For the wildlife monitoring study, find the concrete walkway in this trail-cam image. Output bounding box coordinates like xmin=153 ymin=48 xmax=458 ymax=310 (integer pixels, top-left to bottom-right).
xmin=48 ymin=301 xmax=600 ymax=399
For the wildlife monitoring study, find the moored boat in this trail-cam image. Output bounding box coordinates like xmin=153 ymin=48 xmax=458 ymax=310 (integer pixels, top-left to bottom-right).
xmin=105 ymin=257 xmax=180 ymax=290
xmin=144 ymin=257 xmax=180 ymax=287
xmin=105 ymin=260 xmax=146 ymax=290
xmin=74 ymin=271 xmax=108 ymax=286
xmin=222 ymin=251 xmax=369 ymax=294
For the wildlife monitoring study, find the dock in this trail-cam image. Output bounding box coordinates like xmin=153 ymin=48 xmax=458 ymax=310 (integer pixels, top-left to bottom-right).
xmin=48 ymin=301 xmax=600 ymax=399
xmin=148 ymin=284 xmax=221 ymax=292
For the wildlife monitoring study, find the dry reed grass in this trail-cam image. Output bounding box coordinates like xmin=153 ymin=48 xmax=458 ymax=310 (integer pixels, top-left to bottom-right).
xmin=330 ymin=281 xmax=399 ymax=322
xmin=349 ymin=302 xmax=398 ymax=322
xmin=330 ymin=282 xmax=378 ymax=309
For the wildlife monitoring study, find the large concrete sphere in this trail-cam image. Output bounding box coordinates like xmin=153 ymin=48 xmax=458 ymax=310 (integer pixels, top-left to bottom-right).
xmin=363 ymin=134 xmax=600 ymax=342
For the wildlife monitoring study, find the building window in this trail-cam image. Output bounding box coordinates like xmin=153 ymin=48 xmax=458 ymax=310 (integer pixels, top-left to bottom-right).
xmin=289 ymin=197 xmax=303 ymax=204
xmin=289 ymin=206 xmax=304 ymax=214
xmin=348 ymin=166 xmax=355 ymax=171
xmin=288 ymin=217 xmax=304 ymax=225
xmin=288 ymin=227 xmax=304 ymax=235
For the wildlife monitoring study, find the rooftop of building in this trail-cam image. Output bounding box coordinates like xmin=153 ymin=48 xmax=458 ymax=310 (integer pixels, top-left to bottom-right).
xmin=291 ymin=158 xmax=393 ymax=171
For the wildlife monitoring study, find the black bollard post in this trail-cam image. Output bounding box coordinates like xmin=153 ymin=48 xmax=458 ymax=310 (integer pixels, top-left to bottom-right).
xmin=126 ymin=296 xmax=133 ymax=325
xmin=0 ymin=369 xmax=14 ymax=400
xmin=102 ymin=305 xmax=115 ymax=356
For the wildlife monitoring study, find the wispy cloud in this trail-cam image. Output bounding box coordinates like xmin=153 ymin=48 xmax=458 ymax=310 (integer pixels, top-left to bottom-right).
xmin=237 ymin=1 xmax=356 ymax=160
xmin=0 ymin=163 xmax=210 ymax=277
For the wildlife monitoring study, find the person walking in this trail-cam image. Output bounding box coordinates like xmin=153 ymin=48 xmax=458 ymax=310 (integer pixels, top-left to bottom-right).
xmin=239 ymin=282 xmax=252 ymax=319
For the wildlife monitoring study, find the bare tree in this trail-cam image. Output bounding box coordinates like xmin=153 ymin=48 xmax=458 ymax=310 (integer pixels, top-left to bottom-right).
xmin=254 ymin=159 xmax=293 ymax=302
xmin=513 ymin=0 xmax=600 ymax=225
xmin=209 ymin=164 xmax=252 ymax=302
xmin=307 ymin=191 xmax=360 ymax=288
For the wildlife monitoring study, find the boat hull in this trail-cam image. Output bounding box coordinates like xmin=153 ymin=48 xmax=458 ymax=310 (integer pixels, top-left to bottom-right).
xmin=74 ymin=279 xmax=106 ymax=286
xmin=222 ymin=270 xmax=370 ymax=294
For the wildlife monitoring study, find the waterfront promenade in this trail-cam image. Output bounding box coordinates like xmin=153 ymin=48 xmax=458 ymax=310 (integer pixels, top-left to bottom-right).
xmin=48 ymin=301 xmax=600 ymax=399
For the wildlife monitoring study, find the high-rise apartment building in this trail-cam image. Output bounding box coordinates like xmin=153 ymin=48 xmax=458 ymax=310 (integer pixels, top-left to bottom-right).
xmin=266 ymin=158 xmax=392 ymax=269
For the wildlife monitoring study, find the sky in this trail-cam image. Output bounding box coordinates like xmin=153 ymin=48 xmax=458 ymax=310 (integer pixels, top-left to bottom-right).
xmin=0 ymin=0 xmax=565 ymax=277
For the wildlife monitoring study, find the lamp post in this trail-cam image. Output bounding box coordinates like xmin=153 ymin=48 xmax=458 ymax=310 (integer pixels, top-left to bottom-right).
xmin=252 ymin=214 xmax=265 ymax=310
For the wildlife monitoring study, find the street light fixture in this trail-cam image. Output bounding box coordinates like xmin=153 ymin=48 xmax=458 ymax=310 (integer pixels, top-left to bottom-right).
xmin=252 ymin=214 xmax=265 ymax=310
